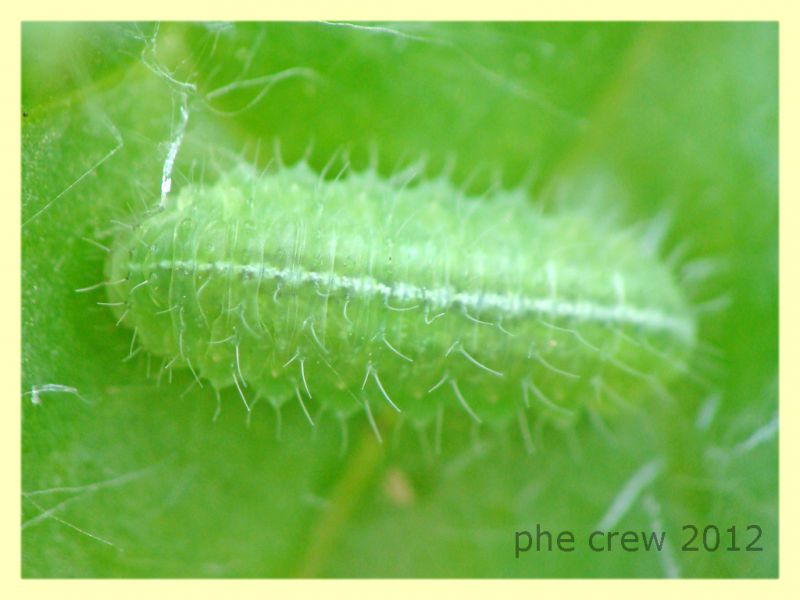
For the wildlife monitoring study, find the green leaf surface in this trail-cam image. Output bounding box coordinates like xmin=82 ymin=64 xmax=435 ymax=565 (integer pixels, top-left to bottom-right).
xmin=22 ymin=21 xmax=777 ymax=578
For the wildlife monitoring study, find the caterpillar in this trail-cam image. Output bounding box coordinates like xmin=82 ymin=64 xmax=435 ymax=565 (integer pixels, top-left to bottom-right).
xmin=104 ymin=161 xmax=696 ymax=432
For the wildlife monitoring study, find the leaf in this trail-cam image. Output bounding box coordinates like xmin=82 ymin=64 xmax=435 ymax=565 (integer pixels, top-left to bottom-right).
xmin=22 ymin=21 xmax=777 ymax=577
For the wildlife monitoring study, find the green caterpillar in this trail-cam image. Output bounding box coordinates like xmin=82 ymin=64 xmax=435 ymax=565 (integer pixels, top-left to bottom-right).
xmin=105 ymin=161 xmax=695 ymax=432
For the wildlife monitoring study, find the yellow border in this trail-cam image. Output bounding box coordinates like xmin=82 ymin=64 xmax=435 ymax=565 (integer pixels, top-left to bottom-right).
xmin=6 ymin=2 xmax=798 ymax=598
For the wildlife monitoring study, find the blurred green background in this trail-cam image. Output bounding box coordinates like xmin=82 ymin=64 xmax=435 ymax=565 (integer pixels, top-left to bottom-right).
xmin=21 ymin=22 xmax=777 ymax=577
